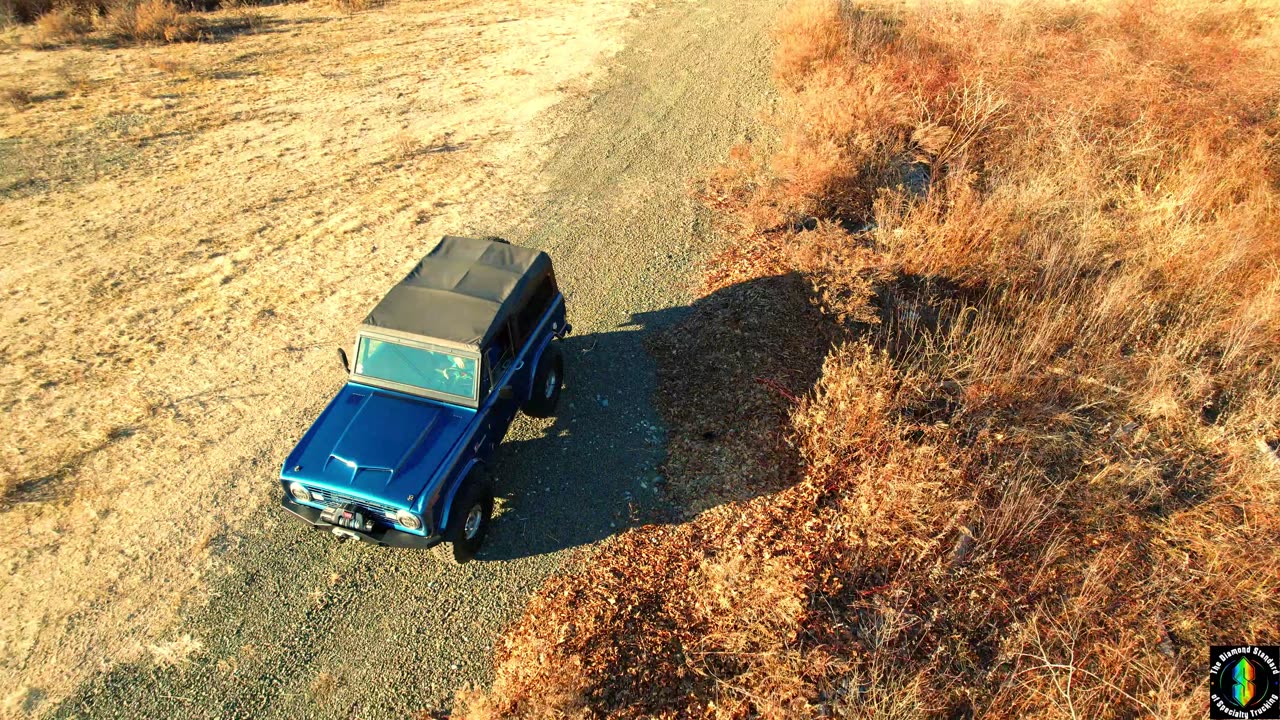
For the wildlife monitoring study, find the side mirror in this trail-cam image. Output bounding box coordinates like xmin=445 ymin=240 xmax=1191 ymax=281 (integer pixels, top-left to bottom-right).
xmin=497 ymin=386 xmax=515 ymax=400
xmin=337 ymin=347 xmax=351 ymax=374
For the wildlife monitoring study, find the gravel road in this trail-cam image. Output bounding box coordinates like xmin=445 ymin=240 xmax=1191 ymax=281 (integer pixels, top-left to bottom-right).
xmin=53 ymin=0 xmax=780 ymax=716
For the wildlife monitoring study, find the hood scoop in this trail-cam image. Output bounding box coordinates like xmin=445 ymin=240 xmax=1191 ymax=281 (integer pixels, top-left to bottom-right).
xmin=324 ymin=392 xmax=440 ymax=487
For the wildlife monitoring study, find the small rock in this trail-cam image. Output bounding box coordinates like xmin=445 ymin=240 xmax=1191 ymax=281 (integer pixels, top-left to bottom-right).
xmin=1112 ymin=420 xmax=1140 ymax=439
xmin=1158 ymin=633 xmax=1175 ymax=659
xmin=950 ymin=525 xmax=975 ymax=566
xmin=1257 ymin=438 xmax=1280 ymax=466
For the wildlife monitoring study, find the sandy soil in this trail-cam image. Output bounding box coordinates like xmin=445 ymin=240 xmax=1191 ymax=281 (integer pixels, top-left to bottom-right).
xmin=0 ymin=0 xmax=643 ymax=713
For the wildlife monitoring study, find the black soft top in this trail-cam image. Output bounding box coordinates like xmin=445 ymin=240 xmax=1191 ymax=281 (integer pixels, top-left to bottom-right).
xmin=360 ymin=236 xmax=552 ymax=351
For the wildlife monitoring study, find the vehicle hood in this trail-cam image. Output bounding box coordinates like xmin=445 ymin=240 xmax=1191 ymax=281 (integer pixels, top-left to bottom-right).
xmin=282 ymin=383 xmax=473 ymax=508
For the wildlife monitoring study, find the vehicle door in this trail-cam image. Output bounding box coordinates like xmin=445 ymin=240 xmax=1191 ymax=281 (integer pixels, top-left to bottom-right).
xmin=509 ymin=274 xmax=557 ymax=400
xmin=477 ymin=322 xmax=521 ymax=457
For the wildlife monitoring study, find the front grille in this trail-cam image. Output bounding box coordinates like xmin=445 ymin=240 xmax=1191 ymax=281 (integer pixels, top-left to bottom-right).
xmin=312 ymin=489 xmax=397 ymax=520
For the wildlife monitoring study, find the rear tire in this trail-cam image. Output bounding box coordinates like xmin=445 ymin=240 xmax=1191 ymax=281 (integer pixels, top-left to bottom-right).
xmin=524 ymin=346 xmax=563 ymax=418
xmin=444 ymin=475 xmax=494 ymax=564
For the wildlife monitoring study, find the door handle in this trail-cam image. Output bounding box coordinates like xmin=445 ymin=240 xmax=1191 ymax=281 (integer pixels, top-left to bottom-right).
xmin=513 ymin=361 xmax=525 ymax=372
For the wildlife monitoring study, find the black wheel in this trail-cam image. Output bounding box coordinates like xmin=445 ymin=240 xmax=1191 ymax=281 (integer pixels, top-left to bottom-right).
xmin=524 ymin=345 xmax=563 ymax=418
xmin=444 ymin=475 xmax=494 ymax=564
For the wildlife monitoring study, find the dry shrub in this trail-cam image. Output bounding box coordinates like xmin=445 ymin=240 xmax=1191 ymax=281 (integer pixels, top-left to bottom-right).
xmin=6 ymin=0 xmax=107 ymax=26
xmin=145 ymin=56 xmax=184 ymax=73
xmin=215 ymin=0 xmax=265 ymax=33
xmin=455 ymin=525 xmax=708 ymax=719
xmin=104 ymin=0 xmax=200 ymax=42
xmin=392 ymin=132 xmax=421 ymax=160
xmin=1 ymin=0 xmax=51 ymax=22
xmin=34 ymin=5 xmax=92 ymax=44
xmin=3 ymin=86 xmax=33 ymax=109
xmin=773 ymin=0 xmax=846 ymax=89
xmin=459 ymin=0 xmax=1280 ymax=718
xmin=329 ymin=0 xmax=371 ymax=13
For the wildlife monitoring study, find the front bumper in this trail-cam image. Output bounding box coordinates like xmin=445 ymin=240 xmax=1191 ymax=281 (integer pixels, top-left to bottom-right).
xmin=281 ymin=495 xmax=442 ymax=549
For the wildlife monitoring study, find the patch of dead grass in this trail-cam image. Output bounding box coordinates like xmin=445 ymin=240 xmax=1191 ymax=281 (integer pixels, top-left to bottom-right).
xmin=104 ymin=0 xmax=200 ymax=42
xmin=2 ymin=86 xmax=33 ymax=109
xmin=148 ymin=633 xmax=205 ymax=667
xmin=34 ymin=6 xmax=92 ymax=45
xmin=329 ymin=0 xmax=376 ymax=14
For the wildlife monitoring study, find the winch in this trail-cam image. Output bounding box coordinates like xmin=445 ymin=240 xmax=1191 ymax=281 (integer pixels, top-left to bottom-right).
xmin=319 ymin=504 xmax=373 ymax=532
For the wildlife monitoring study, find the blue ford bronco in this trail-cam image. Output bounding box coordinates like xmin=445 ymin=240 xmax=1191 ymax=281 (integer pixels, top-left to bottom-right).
xmin=280 ymin=236 xmax=569 ymax=562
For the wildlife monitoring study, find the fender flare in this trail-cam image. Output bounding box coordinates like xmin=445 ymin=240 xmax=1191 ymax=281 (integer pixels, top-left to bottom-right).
xmin=522 ymin=334 xmax=556 ymax=405
xmin=438 ymin=458 xmax=488 ymax=532
xmin=515 ymin=293 xmax=567 ymax=404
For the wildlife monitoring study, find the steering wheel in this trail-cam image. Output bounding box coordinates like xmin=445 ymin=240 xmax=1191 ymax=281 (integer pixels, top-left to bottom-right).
xmin=442 ymin=366 xmax=473 ymax=383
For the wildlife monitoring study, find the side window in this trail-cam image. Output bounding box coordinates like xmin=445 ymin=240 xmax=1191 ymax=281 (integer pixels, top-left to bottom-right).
xmin=513 ymin=274 xmax=557 ymax=348
xmin=486 ymin=322 xmax=516 ymax=389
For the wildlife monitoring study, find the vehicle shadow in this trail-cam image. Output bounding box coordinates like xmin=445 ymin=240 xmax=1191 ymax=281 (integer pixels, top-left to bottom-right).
xmin=479 ymin=271 xmax=836 ymax=561
xmin=478 ymin=312 xmax=684 ymax=561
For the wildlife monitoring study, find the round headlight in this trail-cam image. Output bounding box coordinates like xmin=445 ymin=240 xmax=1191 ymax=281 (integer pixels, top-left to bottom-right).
xmin=288 ymin=482 xmax=310 ymax=503
xmin=395 ymin=510 xmax=421 ymax=530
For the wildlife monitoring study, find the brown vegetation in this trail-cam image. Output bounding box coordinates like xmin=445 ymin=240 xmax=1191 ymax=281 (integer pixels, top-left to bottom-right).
xmin=458 ymin=0 xmax=1280 ymax=717
xmin=103 ymin=0 xmax=200 ymax=42
xmin=329 ymin=0 xmax=375 ymax=14
xmin=34 ymin=5 xmax=93 ymax=44
xmin=10 ymin=0 xmax=211 ymax=45
xmin=6 ymin=0 xmax=101 ymax=25
xmin=2 ymin=86 xmax=33 ymax=108
xmin=3 ymin=0 xmax=51 ymax=23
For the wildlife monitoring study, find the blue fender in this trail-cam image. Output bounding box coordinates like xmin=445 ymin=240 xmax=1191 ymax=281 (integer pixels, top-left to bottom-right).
xmin=438 ymin=457 xmax=487 ymax=532
xmin=518 ymin=296 xmax=567 ymax=404
xmin=521 ymin=334 xmax=556 ymax=405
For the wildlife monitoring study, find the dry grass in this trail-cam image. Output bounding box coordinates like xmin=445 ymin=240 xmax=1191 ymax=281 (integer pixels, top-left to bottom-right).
xmin=0 ymin=0 xmax=645 ymax=710
xmin=2 ymin=0 xmax=52 ymax=23
xmin=392 ymin=131 xmax=422 ymax=159
xmin=6 ymin=0 xmax=104 ymax=25
xmin=34 ymin=5 xmax=92 ymax=44
xmin=104 ymin=0 xmax=201 ymax=42
xmin=2 ymin=86 xmax=33 ymax=109
xmin=458 ymin=0 xmax=1280 ymax=717
xmin=10 ymin=0 xmax=205 ymax=45
xmin=330 ymin=0 xmax=375 ymax=14
xmin=147 ymin=633 xmax=205 ymax=667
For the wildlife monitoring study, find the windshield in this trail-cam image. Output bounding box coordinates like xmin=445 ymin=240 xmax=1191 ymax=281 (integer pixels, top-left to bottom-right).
xmin=354 ymin=335 xmax=478 ymax=401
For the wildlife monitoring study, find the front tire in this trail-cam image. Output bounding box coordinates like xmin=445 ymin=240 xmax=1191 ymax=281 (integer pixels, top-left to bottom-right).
xmin=444 ymin=476 xmax=494 ymax=564
xmin=524 ymin=346 xmax=563 ymax=418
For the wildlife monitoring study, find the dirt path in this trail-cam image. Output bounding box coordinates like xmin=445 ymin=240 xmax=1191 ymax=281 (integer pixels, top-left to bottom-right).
xmin=1 ymin=0 xmax=782 ymax=715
